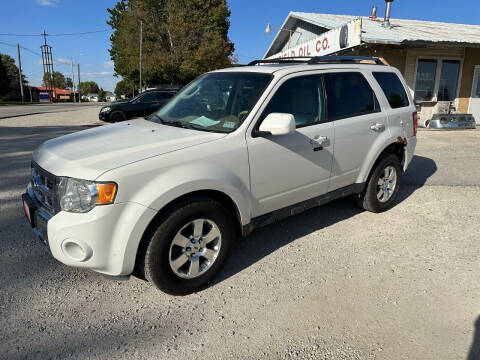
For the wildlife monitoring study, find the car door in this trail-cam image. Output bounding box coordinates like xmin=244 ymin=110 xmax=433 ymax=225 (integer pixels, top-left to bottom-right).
xmin=246 ymin=73 xmax=334 ymax=216
xmin=323 ymin=71 xmax=386 ymax=190
xmin=137 ymin=92 xmax=158 ymax=117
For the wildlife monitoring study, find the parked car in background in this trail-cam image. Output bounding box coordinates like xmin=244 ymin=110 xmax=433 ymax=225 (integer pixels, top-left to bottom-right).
xmin=99 ymin=88 xmax=180 ymax=122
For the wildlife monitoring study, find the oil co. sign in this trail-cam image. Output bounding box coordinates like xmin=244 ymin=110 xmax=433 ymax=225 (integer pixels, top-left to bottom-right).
xmin=266 ymin=18 xmax=362 ymax=59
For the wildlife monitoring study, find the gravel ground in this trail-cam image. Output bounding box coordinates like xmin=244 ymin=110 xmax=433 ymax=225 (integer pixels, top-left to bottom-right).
xmin=1 ymin=109 xmax=479 ymax=360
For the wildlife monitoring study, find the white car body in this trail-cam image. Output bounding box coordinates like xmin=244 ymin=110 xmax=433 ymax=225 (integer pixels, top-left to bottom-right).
xmin=24 ymin=60 xmax=417 ymax=278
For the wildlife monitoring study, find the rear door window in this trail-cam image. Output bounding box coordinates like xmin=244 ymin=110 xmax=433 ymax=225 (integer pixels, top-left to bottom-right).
xmin=139 ymin=92 xmax=157 ymax=103
xmin=373 ymin=72 xmax=410 ymax=109
xmin=324 ymin=72 xmax=380 ymax=121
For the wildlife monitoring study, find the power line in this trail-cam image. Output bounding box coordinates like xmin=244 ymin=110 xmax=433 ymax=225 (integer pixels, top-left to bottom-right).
xmin=0 ymin=29 xmax=111 ymax=37
xmin=20 ymin=46 xmax=41 ymax=56
xmin=0 ymin=40 xmax=46 ymax=56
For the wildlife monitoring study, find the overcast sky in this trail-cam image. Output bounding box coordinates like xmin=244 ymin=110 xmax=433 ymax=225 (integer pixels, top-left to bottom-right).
xmin=1 ymin=0 xmax=479 ymax=91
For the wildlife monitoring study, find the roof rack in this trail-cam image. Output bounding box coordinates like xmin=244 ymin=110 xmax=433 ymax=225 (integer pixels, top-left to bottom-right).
xmin=248 ymin=56 xmax=386 ymax=66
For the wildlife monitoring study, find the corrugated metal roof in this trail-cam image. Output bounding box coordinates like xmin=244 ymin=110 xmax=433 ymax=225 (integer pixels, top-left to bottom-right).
xmin=292 ymin=12 xmax=480 ymax=45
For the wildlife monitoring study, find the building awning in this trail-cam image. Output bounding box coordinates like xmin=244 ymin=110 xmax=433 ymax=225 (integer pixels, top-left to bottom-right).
xmin=265 ymin=12 xmax=480 ymax=58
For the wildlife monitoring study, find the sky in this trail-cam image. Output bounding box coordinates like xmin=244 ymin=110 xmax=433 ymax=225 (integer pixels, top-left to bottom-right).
xmin=0 ymin=0 xmax=479 ymax=91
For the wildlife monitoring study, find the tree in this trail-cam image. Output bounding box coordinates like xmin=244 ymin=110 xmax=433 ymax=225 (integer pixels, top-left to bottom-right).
xmin=65 ymin=77 xmax=73 ymax=90
xmin=78 ymin=81 xmax=100 ymax=95
xmin=42 ymin=71 xmax=66 ymax=89
xmin=98 ymin=88 xmax=106 ymax=102
xmin=107 ymin=0 xmax=234 ymax=86
xmin=0 ymin=54 xmax=28 ymax=98
xmin=114 ymin=78 xmax=136 ymax=98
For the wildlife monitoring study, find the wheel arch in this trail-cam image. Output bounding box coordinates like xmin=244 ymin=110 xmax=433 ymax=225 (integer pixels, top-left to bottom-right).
xmin=132 ymin=189 xmax=243 ymax=278
xmin=356 ymin=139 xmax=406 ymax=185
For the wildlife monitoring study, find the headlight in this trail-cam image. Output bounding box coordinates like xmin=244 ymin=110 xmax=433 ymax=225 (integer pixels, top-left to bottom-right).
xmin=57 ymin=177 xmax=117 ymax=213
xmin=100 ymin=106 xmax=111 ymax=113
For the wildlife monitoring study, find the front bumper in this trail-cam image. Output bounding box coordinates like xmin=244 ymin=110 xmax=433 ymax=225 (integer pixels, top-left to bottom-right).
xmin=98 ymin=112 xmax=110 ymax=121
xmin=428 ymin=114 xmax=476 ymax=129
xmin=22 ymin=186 xmax=157 ymax=276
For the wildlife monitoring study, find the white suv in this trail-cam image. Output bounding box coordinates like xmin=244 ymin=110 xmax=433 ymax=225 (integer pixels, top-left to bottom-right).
xmin=22 ymin=56 xmax=417 ymax=295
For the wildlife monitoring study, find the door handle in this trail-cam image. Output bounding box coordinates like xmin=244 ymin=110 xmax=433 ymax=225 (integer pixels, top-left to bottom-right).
xmin=310 ymin=135 xmax=329 ymax=145
xmin=370 ymin=123 xmax=385 ymax=132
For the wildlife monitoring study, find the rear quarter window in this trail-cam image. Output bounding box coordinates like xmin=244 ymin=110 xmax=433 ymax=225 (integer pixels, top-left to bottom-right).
xmin=373 ymin=72 xmax=410 ymax=109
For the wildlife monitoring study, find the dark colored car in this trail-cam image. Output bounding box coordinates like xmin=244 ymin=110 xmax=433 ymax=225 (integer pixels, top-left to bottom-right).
xmin=99 ymin=89 xmax=178 ymax=122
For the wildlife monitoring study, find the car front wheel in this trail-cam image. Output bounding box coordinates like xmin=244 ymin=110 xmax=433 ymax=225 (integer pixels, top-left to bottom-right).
xmin=109 ymin=110 xmax=126 ymax=122
xmin=140 ymin=198 xmax=234 ymax=295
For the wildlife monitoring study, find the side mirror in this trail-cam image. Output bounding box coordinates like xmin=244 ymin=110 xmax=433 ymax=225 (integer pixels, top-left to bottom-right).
xmin=259 ymin=113 xmax=296 ymax=136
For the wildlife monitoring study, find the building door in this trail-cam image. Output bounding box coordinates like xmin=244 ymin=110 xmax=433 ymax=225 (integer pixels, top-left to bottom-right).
xmin=469 ymin=65 xmax=480 ymax=124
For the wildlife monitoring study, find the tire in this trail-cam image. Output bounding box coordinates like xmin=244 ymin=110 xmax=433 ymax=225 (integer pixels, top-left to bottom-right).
xmin=356 ymin=154 xmax=402 ymax=213
xmin=339 ymin=25 xmax=349 ymax=48
xmin=140 ymin=198 xmax=234 ymax=295
xmin=109 ymin=110 xmax=126 ymax=123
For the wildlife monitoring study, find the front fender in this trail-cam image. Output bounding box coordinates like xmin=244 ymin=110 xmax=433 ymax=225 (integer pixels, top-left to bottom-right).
xmin=119 ymin=162 xmax=253 ymax=226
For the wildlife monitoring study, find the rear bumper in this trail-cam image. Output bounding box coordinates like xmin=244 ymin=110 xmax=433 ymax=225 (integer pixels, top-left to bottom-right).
xmin=404 ymin=135 xmax=417 ymax=171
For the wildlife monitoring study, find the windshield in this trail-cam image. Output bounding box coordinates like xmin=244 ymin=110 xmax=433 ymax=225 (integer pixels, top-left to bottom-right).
xmin=150 ymin=72 xmax=272 ymax=133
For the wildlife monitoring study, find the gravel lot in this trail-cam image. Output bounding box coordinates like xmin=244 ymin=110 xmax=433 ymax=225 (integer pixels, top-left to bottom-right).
xmin=1 ymin=108 xmax=479 ymax=360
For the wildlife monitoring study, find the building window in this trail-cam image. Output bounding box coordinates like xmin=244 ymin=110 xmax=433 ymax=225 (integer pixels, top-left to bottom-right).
xmin=414 ymin=59 xmax=437 ymax=102
xmin=414 ymin=58 xmax=461 ymax=103
xmin=438 ymin=60 xmax=460 ymax=101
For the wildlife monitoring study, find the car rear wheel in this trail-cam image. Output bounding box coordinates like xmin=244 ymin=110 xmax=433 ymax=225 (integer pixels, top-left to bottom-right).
xmin=140 ymin=198 xmax=234 ymax=295
xmin=109 ymin=110 xmax=126 ymax=123
xmin=356 ymin=154 xmax=402 ymax=213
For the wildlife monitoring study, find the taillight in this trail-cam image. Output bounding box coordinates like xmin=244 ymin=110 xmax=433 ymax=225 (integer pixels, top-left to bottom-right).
xmin=412 ymin=112 xmax=418 ymax=136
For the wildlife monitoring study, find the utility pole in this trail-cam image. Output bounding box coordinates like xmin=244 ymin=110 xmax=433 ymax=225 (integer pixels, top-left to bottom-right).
xmin=16 ymin=44 xmax=24 ymax=103
xmin=71 ymin=56 xmax=76 ymax=103
xmin=29 ymin=86 xmax=33 ymax=103
xmin=77 ymin=63 xmax=81 ymax=102
xmin=40 ymin=29 xmax=55 ymax=102
xmin=139 ymin=20 xmax=143 ymax=94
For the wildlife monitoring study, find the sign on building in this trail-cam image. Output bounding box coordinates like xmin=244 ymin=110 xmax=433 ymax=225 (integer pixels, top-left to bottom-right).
xmin=266 ymin=18 xmax=362 ymax=59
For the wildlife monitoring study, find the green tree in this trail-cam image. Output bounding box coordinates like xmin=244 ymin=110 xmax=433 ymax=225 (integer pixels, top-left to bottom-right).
xmin=78 ymin=81 xmax=100 ymax=95
xmin=43 ymin=71 xmax=66 ymax=89
xmin=98 ymin=88 xmax=106 ymax=102
xmin=107 ymin=0 xmax=234 ymax=86
xmin=114 ymin=78 xmax=136 ymax=98
xmin=0 ymin=54 xmax=28 ymax=98
xmin=65 ymin=77 xmax=73 ymax=89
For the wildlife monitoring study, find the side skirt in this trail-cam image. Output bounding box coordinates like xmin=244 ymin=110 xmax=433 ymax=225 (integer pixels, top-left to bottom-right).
xmin=241 ymin=183 xmax=365 ymax=236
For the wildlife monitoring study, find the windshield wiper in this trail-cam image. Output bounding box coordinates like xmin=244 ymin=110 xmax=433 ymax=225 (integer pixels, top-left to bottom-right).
xmin=145 ymin=113 xmax=164 ymax=123
xmin=162 ymin=119 xmax=196 ymax=130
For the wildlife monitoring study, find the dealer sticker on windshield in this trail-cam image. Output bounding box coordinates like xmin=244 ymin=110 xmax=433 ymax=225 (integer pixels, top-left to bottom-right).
xmin=223 ymin=122 xmax=235 ymax=129
xmin=190 ymin=116 xmax=220 ymax=127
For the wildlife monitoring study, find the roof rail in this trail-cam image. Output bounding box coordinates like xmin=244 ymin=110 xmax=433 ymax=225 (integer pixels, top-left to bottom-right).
xmin=307 ymin=56 xmax=385 ymax=65
xmin=247 ymin=57 xmax=312 ymax=66
xmin=248 ymin=56 xmax=386 ymax=66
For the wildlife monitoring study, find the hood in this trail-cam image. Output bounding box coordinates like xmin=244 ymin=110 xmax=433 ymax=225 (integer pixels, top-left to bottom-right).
xmin=34 ymin=118 xmax=226 ymax=180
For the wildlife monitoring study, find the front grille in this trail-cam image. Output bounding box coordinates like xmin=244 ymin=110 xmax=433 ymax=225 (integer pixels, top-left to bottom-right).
xmin=31 ymin=162 xmax=57 ymax=215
